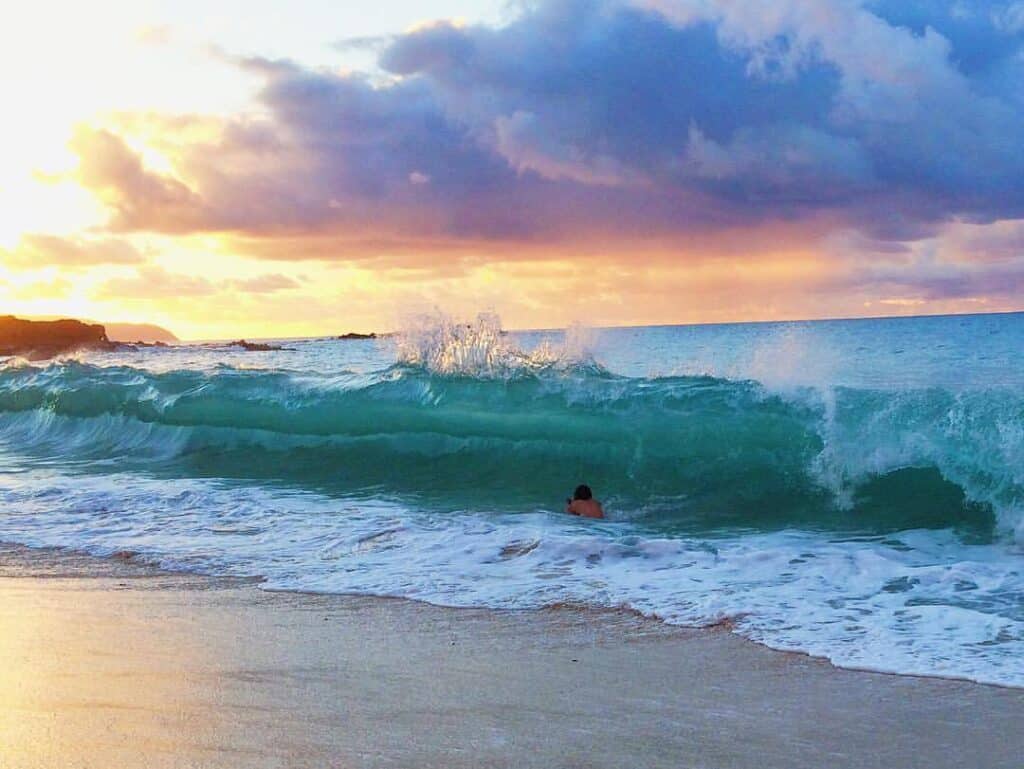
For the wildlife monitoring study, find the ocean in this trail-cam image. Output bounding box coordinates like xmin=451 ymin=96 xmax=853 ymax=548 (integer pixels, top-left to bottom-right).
xmin=1 ymin=311 xmax=1022 ymax=685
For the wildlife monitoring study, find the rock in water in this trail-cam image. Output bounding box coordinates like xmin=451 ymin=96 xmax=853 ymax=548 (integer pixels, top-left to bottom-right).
xmin=229 ymin=339 xmax=290 ymax=352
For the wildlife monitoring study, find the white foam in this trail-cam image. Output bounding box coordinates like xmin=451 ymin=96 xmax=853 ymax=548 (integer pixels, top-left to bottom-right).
xmin=2 ymin=465 xmax=1023 ymax=687
xmin=395 ymin=310 xmax=597 ymax=377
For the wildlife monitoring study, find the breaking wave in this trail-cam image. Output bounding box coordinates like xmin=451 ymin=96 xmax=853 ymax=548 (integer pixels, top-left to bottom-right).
xmin=0 ymin=336 xmax=1020 ymax=539
xmin=4 ymin=313 xmax=1024 ymax=686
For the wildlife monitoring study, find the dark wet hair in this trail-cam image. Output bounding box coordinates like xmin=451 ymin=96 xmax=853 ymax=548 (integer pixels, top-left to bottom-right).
xmin=573 ymin=484 xmax=593 ymax=501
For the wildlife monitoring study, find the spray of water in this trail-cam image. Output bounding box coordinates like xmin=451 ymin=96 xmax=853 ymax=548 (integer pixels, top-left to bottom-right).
xmin=395 ymin=310 xmax=598 ymax=377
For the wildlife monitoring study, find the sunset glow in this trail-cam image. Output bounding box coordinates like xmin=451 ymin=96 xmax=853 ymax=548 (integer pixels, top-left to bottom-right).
xmin=3 ymin=0 xmax=1023 ymax=338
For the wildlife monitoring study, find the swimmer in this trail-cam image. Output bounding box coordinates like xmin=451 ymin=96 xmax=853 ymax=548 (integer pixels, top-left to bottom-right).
xmin=565 ymin=484 xmax=604 ymax=519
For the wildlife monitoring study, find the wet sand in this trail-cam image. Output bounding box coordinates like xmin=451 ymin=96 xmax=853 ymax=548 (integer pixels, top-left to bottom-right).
xmin=1 ymin=544 xmax=1022 ymax=769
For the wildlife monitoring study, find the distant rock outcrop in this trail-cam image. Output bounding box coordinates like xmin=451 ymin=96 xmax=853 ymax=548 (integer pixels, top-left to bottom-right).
xmin=229 ymin=339 xmax=290 ymax=352
xmin=104 ymin=322 xmax=179 ymax=344
xmin=337 ymin=332 xmax=379 ymax=340
xmin=0 ymin=316 xmax=113 ymax=360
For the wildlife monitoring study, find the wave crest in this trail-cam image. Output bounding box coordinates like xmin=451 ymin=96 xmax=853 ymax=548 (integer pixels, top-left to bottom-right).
xmin=395 ymin=311 xmax=601 ymax=377
xmin=0 ymin=354 xmax=1020 ymax=537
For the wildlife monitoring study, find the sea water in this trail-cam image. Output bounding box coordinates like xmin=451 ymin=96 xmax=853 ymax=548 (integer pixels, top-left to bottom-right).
xmin=1 ymin=311 xmax=1023 ymax=685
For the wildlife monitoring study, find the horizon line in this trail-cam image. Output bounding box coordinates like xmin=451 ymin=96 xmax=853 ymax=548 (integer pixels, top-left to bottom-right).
xmin=170 ymin=306 xmax=1024 ymax=343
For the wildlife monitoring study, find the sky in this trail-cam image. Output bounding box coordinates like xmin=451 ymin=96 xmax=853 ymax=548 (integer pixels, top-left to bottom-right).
xmin=2 ymin=0 xmax=1024 ymax=339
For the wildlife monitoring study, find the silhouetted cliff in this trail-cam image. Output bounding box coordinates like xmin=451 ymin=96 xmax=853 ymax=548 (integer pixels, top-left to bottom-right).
xmin=0 ymin=316 xmax=112 ymax=359
xmin=104 ymin=322 xmax=178 ymax=344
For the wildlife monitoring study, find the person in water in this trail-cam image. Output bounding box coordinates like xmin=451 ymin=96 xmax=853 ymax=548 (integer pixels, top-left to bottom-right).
xmin=566 ymin=484 xmax=604 ymax=519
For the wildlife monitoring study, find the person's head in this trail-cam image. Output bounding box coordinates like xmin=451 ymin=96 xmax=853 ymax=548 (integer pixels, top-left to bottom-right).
xmin=573 ymin=484 xmax=593 ymax=501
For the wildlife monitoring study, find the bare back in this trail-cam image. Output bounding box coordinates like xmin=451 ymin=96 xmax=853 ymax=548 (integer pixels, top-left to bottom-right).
xmin=567 ymin=499 xmax=604 ymax=519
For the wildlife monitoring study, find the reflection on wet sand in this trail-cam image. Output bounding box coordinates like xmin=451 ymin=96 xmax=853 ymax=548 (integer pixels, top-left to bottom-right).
xmin=2 ymin=548 xmax=1024 ymax=769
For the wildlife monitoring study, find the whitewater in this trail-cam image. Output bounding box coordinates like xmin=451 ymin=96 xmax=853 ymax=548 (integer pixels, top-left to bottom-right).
xmin=1 ymin=311 xmax=1023 ymax=685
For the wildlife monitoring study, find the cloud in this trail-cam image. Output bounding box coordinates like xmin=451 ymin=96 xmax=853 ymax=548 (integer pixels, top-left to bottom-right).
xmin=829 ymin=218 xmax=1024 ymax=301
xmin=228 ymin=273 xmax=302 ymax=293
xmin=993 ymin=2 xmax=1024 ymax=34
xmin=67 ymin=0 xmax=1024 ymax=278
xmin=1 ymin=276 xmax=74 ymax=300
xmin=1 ymin=233 xmax=146 ymax=269
xmin=70 ymin=126 xmax=200 ymax=232
xmin=94 ymin=266 xmax=303 ymax=300
xmin=333 ymin=34 xmax=394 ymax=52
xmin=95 ymin=266 xmax=217 ymax=300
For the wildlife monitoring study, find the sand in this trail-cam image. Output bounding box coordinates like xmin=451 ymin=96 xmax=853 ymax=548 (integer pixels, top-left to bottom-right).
xmin=1 ymin=544 xmax=1022 ymax=769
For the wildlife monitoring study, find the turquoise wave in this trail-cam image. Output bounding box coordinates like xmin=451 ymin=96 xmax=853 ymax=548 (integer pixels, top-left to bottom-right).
xmin=0 ymin=360 xmax=1018 ymax=536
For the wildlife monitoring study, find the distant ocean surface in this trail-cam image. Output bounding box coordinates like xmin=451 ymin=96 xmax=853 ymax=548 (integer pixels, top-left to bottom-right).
xmin=1 ymin=312 xmax=1023 ymax=685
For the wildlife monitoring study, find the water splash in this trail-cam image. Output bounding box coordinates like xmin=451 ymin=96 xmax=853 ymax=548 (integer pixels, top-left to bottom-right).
xmin=746 ymin=325 xmax=842 ymax=392
xmin=395 ymin=310 xmax=598 ymax=377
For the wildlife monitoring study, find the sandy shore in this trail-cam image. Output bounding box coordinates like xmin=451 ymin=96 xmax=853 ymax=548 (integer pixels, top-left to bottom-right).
xmin=1 ymin=544 xmax=1022 ymax=769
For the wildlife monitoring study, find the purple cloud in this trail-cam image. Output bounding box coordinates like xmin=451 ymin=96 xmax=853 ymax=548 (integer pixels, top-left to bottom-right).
xmin=70 ymin=0 xmax=1024 ymax=261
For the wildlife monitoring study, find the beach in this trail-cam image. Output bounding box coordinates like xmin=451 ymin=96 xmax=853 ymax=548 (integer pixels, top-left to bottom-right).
xmin=2 ymin=544 xmax=1022 ymax=769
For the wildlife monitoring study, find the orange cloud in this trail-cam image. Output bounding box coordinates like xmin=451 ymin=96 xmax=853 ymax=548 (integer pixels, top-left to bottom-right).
xmin=1 ymin=233 xmax=145 ymax=269
xmin=93 ymin=265 xmax=302 ymax=301
xmin=70 ymin=127 xmax=199 ymax=233
xmin=1 ymin=276 xmax=74 ymax=300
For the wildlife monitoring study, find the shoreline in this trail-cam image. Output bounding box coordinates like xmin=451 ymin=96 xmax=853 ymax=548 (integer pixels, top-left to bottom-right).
xmin=6 ymin=540 xmax=1021 ymax=692
xmin=3 ymin=543 xmax=1024 ymax=768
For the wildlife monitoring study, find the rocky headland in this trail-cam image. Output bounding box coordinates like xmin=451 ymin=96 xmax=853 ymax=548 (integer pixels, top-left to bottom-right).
xmin=0 ymin=316 xmax=115 ymax=360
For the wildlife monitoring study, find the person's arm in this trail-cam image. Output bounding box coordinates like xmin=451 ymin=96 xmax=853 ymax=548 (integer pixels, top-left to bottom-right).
xmin=566 ymin=499 xmax=580 ymax=515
